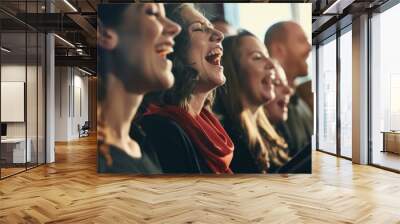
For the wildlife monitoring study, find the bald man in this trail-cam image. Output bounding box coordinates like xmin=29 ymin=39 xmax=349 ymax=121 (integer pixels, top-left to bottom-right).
xmin=265 ymin=21 xmax=312 ymax=157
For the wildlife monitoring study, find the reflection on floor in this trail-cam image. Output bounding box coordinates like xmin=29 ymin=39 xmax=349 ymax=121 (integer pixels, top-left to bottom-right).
xmin=341 ymin=147 xmax=352 ymax=158
xmin=0 ymin=163 xmax=42 ymax=178
xmin=1 ymin=167 xmax=25 ymax=178
xmin=373 ymin=151 xmax=400 ymax=171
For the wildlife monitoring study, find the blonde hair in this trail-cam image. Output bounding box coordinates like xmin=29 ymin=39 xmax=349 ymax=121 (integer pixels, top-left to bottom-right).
xmin=216 ymin=31 xmax=288 ymax=172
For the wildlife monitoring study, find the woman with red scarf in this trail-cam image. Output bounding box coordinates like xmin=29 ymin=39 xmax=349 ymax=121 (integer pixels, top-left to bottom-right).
xmin=138 ymin=4 xmax=234 ymax=174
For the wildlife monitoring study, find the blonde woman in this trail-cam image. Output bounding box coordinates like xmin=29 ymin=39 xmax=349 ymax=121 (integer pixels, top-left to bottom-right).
xmin=215 ymin=31 xmax=289 ymax=173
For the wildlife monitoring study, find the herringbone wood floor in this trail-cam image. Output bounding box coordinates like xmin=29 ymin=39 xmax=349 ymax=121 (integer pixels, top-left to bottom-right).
xmin=1 ymin=135 xmax=400 ymax=223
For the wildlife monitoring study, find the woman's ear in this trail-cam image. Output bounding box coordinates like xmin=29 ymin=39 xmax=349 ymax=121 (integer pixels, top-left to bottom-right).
xmin=97 ymin=25 xmax=118 ymax=50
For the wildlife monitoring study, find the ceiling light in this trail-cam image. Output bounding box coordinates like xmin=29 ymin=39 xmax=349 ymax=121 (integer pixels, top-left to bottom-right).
xmin=322 ymin=0 xmax=353 ymax=15
xmin=78 ymin=67 xmax=93 ymax=76
xmin=1 ymin=47 xmax=11 ymax=53
xmin=63 ymin=0 xmax=78 ymax=12
xmin=54 ymin=34 xmax=75 ymax=48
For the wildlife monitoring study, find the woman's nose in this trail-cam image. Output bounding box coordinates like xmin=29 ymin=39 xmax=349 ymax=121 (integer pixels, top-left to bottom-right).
xmin=285 ymin=85 xmax=294 ymax=95
xmin=265 ymin=58 xmax=275 ymax=72
xmin=210 ymin=28 xmax=224 ymax=42
xmin=163 ymin=17 xmax=181 ymax=38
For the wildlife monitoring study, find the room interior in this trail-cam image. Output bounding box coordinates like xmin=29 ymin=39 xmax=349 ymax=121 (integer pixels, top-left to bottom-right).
xmin=0 ymin=0 xmax=399 ymax=222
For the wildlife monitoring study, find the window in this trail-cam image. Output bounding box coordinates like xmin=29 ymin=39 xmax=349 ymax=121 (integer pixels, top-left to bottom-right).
xmin=317 ymin=36 xmax=337 ymax=154
xmin=224 ymin=3 xmax=311 ymax=45
xmin=312 ymin=45 xmax=317 ymax=150
xmin=371 ymin=2 xmax=400 ymax=171
xmin=235 ymin=4 xmax=292 ymax=40
xmin=339 ymin=28 xmax=352 ymax=158
xmin=0 ymin=1 xmax=47 ymax=179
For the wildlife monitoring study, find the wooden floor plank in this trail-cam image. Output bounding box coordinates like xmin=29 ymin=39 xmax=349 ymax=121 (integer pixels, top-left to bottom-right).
xmin=0 ymin=135 xmax=399 ymax=223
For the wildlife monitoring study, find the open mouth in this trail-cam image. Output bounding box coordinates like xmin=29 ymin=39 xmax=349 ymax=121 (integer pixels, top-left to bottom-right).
xmin=155 ymin=42 xmax=174 ymax=59
xmin=262 ymin=76 xmax=273 ymax=88
xmin=205 ymin=47 xmax=223 ymax=66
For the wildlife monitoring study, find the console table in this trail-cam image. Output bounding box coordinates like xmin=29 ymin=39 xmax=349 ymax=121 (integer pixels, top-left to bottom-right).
xmin=0 ymin=138 xmax=32 ymax=164
xmin=381 ymin=131 xmax=400 ymax=154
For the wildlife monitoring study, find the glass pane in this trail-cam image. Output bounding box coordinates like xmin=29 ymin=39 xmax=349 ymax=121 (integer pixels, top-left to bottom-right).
xmin=317 ymin=37 xmax=337 ymax=154
xmin=27 ymin=31 xmax=38 ymax=169
xmin=371 ymin=3 xmax=400 ymax=171
xmin=1 ymin=30 xmax=27 ymax=177
xmin=339 ymin=29 xmax=352 ymax=158
xmin=312 ymin=45 xmax=317 ymax=150
xmin=38 ymin=32 xmax=45 ymax=165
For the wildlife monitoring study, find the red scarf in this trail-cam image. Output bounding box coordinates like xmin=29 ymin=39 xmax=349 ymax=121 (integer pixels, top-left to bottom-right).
xmin=145 ymin=104 xmax=234 ymax=174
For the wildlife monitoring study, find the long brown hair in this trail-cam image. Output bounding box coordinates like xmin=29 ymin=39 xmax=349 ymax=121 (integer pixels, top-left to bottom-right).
xmin=160 ymin=3 xmax=214 ymax=110
xmin=216 ymin=31 xmax=289 ymax=172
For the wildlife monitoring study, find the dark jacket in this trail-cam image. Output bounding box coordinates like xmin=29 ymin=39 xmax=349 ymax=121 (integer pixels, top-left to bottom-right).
xmin=221 ymin=116 xmax=291 ymax=173
xmin=138 ymin=114 xmax=212 ymax=174
xmin=274 ymin=121 xmax=294 ymax=154
xmin=283 ymin=93 xmax=313 ymax=156
xmin=278 ymin=143 xmax=311 ymax=174
xmin=97 ymin=124 xmax=162 ymax=174
xmin=220 ymin=117 xmax=262 ymax=173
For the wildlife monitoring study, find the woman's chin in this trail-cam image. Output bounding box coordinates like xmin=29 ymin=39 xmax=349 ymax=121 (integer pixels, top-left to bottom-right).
xmin=213 ymin=71 xmax=226 ymax=86
xmin=154 ymin=72 xmax=175 ymax=90
xmin=205 ymin=78 xmax=224 ymax=89
xmin=203 ymin=66 xmax=224 ymax=84
xmin=164 ymin=72 xmax=175 ymax=87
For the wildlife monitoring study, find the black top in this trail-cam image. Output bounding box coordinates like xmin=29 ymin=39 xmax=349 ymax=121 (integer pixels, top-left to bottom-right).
xmin=277 ymin=143 xmax=311 ymax=174
xmin=221 ymin=116 xmax=292 ymax=173
xmin=283 ymin=93 xmax=313 ymax=156
xmin=220 ymin=117 xmax=262 ymax=173
xmin=139 ymin=114 xmax=212 ymax=174
xmin=97 ymin=124 xmax=162 ymax=174
xmin=274 ymin=121 xmax=295 ymax=155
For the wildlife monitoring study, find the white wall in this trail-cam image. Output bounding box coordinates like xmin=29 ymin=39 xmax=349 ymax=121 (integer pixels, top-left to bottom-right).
xmin=1 ymin=65 xmax=37 ymax=138
xmin=55 ymin=66 xmax=69 ymax=141
xmin=72 ymin=73 xmax=89 ymax=138
xmin=54 ymin=67 xmax=89 ymax=141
